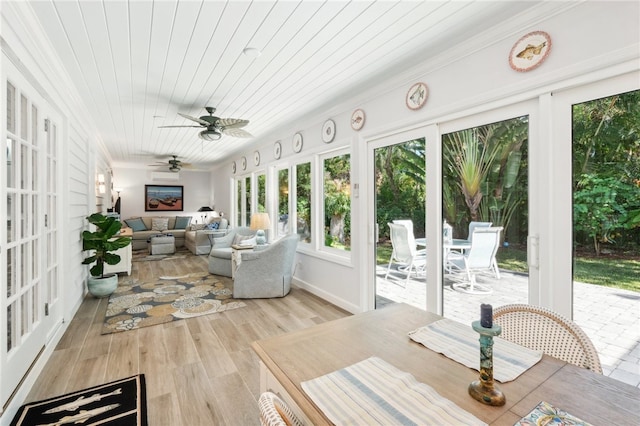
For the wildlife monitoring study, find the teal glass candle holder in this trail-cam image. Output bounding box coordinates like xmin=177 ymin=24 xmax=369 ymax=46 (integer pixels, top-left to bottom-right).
xmin=468 ymin=320 xmax=506 ymax=406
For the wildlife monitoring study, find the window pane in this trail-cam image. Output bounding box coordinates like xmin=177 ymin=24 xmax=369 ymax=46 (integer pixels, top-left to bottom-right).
xmin=323 ymin=153 xmax=351 ymax=250
xmin=571 ymin=90 xmax=640 ymax=377
xmin=257 ymin=173 xmax=266 ymax=212
xmin=7 ymin=81 xmax=15 ymax=133
xmin=7 ymin=247 xmax=16 ymax=297
xmin=7 ymin=192 xmax=15 ymax=242
xmin=32 ymin=145 xmax=38 ymax=191
xmin=7 ymin=138 xmax=15 ymax=188
xmin=21 ymin=94 xmax=28 ymax=139
xmin=32 ymin=105 xmax=38 ymax=144
xmin=278 ymin=169 xmax=289 ymax=238
xmin=7 ymin=302 xmax=16 ymax=351
xmin=296 ymin=162 xmax=311 ymax=243
xmin=236 ymin=178 xmax=242 ymax=226
xmin=442 ymin=117 xmax=529 ymax=321
xmin=245 ymin=176 xmax=251 ymax=225
xmin=21 ymin=144 xmax=28 ymax=189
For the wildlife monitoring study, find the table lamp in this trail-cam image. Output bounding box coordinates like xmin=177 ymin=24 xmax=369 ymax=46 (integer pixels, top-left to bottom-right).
xmin=250 ymin=213 xmax=271 ymax=245
xmin=198 ymin=206 xmax=213 ymax=223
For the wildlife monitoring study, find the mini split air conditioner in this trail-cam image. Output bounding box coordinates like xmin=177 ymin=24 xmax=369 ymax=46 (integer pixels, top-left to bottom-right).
xmin=151 ymin=171 xmax=180 ymax=181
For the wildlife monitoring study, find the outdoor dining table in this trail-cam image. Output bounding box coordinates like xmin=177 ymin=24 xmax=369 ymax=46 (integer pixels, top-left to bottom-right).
xmin=252 ymin=303 xmax=640 ymax=425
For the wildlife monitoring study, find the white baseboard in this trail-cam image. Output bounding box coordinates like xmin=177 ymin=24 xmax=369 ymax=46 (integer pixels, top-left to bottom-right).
xmin=292 ymin=277 xmax=362 ymax=314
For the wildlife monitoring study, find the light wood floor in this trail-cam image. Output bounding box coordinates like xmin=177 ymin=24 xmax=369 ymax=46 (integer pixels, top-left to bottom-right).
xmin=26 ymin=253 xmax=350 ymax=425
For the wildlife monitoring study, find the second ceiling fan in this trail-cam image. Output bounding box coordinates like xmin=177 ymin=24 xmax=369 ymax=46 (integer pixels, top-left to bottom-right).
xmin=159 ymin=106 xmax=252 ymax=140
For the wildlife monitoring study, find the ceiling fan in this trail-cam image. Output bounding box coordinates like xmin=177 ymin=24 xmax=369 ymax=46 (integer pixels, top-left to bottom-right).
xmin=159 ymin=106 xmax=252 ymax=140
xmin=149 ymin=155 xmax=190 ymax=173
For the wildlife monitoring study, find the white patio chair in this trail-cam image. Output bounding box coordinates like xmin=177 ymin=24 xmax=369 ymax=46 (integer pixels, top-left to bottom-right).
xmin=386 ymin=222 xmax=426 ymax=285
xmin=466 ymin=221 xmax=499 ymax=278
xmin=447 ymin=226 xmax=503 ymax=294
xmin=467 ymin=221 xmax=492 ymax=243
xmin=392 ymin=219 xmax=426 ymax=255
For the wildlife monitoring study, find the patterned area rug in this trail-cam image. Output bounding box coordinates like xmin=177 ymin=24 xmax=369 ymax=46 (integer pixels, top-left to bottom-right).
xmin=101 ymin=272 xmax=245 ymax=334
xmin=131 ymin=247 xmax=191 ymax=262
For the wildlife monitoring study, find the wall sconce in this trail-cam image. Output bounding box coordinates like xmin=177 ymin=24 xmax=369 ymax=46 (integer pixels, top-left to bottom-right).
xmin=97 ymin=174 xmax=106 ymax=194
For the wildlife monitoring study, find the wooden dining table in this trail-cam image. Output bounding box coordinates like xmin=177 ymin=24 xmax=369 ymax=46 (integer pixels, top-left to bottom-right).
xmin=252 ymin=303 xmax=640 ymax=425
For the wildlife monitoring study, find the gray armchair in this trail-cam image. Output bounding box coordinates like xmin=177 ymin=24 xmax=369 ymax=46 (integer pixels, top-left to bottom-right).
xmin=208 ymin=227 xmax=256 ymax=277
xmin=233 ymin=234 xmax=299 ymax=298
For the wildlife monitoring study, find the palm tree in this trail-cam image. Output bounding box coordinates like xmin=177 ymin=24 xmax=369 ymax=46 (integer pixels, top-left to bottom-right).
xmin=446 ymin=128 xmax=500 ymax=221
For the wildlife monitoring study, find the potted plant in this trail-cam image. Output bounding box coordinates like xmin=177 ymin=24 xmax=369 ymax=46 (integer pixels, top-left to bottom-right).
xmin=82 ymin=213 xmax=132 ymax=297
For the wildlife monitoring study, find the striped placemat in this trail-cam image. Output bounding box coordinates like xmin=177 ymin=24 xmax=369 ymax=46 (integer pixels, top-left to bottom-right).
xmin=408 ymin=318 xmax=542 ymax=382
xmin=301 ymin=356 xmax=486 ymax=426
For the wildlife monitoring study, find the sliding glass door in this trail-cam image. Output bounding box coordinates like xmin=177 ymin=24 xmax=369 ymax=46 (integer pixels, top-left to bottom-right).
xmin=440 ymin=113 xmax=531 ymax=324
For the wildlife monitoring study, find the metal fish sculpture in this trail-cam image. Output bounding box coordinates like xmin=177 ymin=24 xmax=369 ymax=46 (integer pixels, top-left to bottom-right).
xmin=38 ymin=403 xmax=120 ymax=426
xmin=43 ymin=388 xmax=122 ymax=414
xmin=516 ymin=41 xmax=547 ymax=60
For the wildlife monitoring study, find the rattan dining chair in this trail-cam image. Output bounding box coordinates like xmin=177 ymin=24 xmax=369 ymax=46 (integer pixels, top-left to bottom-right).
xmin=258 ymin=391 xmax=304 ymax=426
xmin=493 ymin=304 xmax=602 ymax=374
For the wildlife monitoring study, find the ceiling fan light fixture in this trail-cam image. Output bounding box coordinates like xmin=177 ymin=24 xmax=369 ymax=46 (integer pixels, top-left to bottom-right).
xmin=169 ymin=165 xmax=181 ymax=172
xmin=199 ymin=129 xmax=222 ymax=141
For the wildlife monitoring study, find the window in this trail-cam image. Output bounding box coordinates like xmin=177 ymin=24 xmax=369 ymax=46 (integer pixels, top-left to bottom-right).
xmin=322 ymin=151 xmax=351 ymax=251
xmin=295 ymin=162 xmax=311 ymax=243
xmin=257 ymin=172 xmax=266 ymax=213
xmin=276 ymin=168 xmax=289 ymax=238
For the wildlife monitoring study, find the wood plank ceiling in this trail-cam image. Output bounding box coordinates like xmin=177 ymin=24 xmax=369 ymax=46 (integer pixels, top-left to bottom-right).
xmin=28 ymin=1 xmax=535 ymax=170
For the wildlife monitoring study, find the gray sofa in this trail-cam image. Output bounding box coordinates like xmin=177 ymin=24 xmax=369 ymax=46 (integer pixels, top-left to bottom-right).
xmin=208 ymin=227 xmax=257 ymax=277
xmin=124 ymin=216 xmax=189 ymax=250
xmin=233 ymin=234 xmax=299 ymax=298
xmin=185 ymin=217 xmax=230 ymax=255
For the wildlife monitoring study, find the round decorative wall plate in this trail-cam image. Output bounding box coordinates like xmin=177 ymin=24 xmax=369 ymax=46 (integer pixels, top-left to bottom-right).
xmin=292 ymin=132 xmax=303 ymax=153
xmin=253 ymin=150 xmax=260 ymax=166
xmin=274 ymin=141 xmax=282 ymax=159
xmin=322 ymin=119 xmax=336 ymax=143
xmin=241 ymin=156 xmax=247 ymax=170
xmin=232 ymin=161 xmax=236 ymax=174
xmin=406 ymin=82 xmax=428 ymax=110
xmin=351 ymin=109 xmax=365 ymax=131
xmin=509 ymin=31 xmax=552 ymax=72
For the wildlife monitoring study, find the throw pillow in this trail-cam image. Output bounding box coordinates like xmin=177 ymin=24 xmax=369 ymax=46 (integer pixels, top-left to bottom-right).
xmin=233 ymin=234 xmax=256 ymax=246
xmin=174 ymin=216 xmax=192 ymax=230
xmin=205 ymin=222 xmax=219 ymax=230
xmin=125 ymin=217 xmax=147 ymax=232
xmin=151 ymin=217 xmax=169 ymax=231
xmin=190 ymin=224 xmax=206 ymax=231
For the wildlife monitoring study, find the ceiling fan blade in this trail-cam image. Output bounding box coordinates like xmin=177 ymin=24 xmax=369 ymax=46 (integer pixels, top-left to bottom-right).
xmin=216 ymin=118 xmax=249 ymax=129
xmin=177 ymin=112 xmax=209 ymax=126
xmin=222 ymin=127 xmax=253 ymax=138
xmin=158 ymin=125 xmax=202 ymax=128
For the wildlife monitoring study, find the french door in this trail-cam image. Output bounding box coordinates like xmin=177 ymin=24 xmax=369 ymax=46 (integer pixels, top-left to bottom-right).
xmin=2 ymin=58 xmax=62 ymax=409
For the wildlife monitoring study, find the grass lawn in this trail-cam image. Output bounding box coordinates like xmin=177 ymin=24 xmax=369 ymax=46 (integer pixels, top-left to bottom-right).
xmin=377 ymin=243 xmax=640 ymax=293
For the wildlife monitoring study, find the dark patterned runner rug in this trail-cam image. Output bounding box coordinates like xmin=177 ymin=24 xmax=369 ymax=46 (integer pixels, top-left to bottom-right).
xmin=101 ymin=272 xmax=245 ymax=334
xmin=11 ymin=375 xmax=147 ymax=426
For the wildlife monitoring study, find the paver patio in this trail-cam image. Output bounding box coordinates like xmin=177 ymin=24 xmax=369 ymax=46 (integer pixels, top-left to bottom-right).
xmin=376 ymin=265 xmax=640 ymax=388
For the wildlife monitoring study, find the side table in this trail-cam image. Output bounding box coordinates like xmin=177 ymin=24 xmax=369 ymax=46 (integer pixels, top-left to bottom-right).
xmin=104 ymin=227 xmax=133 ymax=275
xmin=202 ymin=229 xmax=227 ymax=246
xmin=231 ymin=244 xmax=254 ymax=279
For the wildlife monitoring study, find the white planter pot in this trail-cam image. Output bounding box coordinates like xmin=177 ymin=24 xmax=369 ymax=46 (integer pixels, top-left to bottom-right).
xmin=87 ymin=274 xmax=118 ymax=298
